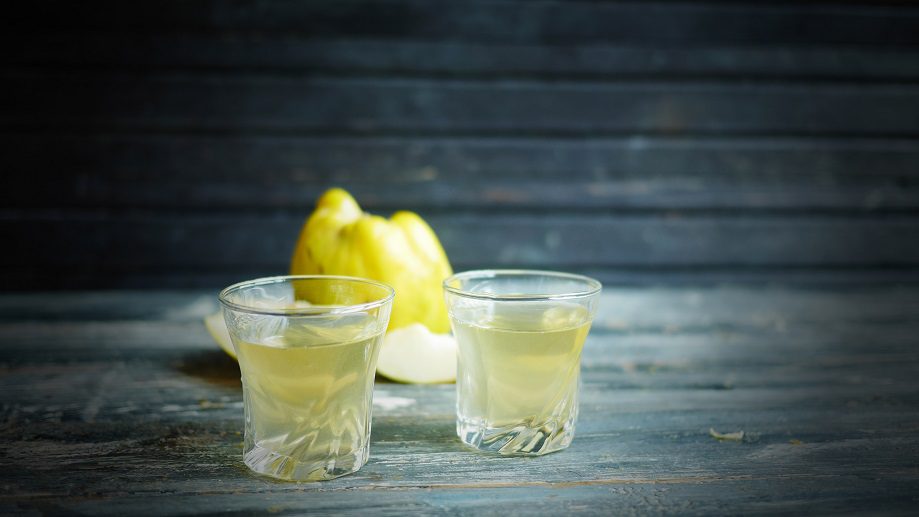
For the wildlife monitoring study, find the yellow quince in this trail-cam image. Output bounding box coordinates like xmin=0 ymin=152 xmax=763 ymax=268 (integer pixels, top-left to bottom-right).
xmin=204 ymin=188 xmax=457 ymax=383
xmin=290 ymin=188 xmax=452 ymax=333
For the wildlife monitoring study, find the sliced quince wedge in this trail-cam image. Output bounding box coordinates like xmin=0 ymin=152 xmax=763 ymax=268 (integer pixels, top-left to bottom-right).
xmin=204 ymin=311 xmax=236 ymax=359
xmin=377 ymin=323 xmax=457 ymax=384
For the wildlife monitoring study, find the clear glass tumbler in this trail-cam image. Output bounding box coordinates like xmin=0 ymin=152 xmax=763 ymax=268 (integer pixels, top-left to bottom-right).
xmin=444 ymin=270 xmax=601 ymax=455
xmin=219 ymin=275 xmax=394 ymax=481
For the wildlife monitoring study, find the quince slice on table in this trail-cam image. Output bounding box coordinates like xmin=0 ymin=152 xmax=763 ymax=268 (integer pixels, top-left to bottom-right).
xmin=379 ymin=323 xmax=457 ymax=384
xmin=204 ymin=311 xmax=235 ymax=360
xmin=204 ymin=188 xmax=457 ymax=384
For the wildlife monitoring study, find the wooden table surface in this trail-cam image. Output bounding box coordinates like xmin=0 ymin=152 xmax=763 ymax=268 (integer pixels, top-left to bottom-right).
xmin=2 ymin=287 xmax=918 ymax=515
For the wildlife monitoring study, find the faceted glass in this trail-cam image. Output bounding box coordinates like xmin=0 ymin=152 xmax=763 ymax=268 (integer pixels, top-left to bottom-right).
xmin=219 ymin=275 xmax=393 ymax=481
xmin=444 ymin=270 xmax=601 ymax=455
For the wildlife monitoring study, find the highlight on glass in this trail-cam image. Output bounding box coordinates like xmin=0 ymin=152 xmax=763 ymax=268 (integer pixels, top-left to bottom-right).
xmin=444 ymin=270 xmax=601 ymax=455
xmin=219 ymin=275 xmax=394 ymax=481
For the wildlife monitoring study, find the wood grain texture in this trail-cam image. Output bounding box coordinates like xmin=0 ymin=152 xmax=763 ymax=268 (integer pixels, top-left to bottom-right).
xmin=11 ymin=34 xmax=919 ymax=82
xmin=7 ymin=1 xmax=919 ymax=47
xmin=5 ymin=134 xmax=919 ymax=211
xmin=7 ymin=72 xmax=919 ymax=137
xmin=0 ymin=288 xmax=917 ymax=514
xmin=4 ymin=212 xmax=919 ymax=289
xmin=4 ymin=0 xmax=919 ymax=287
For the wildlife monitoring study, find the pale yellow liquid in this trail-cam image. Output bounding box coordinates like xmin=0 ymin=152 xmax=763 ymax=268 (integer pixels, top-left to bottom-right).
xmin=234 ymin=313 xmax=383 ymax=480
xmin=452 ymin=302 xmax=591 ymax=454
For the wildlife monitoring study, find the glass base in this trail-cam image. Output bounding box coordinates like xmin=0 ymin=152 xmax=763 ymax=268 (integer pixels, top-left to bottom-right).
xmin=457 ymin=415 xmax=575 ymax=456
xmin=243 ymin=442 xmax=369 ymax=482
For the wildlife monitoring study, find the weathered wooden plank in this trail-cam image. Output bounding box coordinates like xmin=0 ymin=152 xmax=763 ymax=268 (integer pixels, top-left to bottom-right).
xmin=10 ymin=34 xmax=919 ymax=81
xmin=0 ymin=291 xmax=221 ymax=323
xmin=4 ymin=317 xmax=918 ymax=379
xmin=5 ymin=134 xmax=919 ymax=211
xmin=1 ymin=334 xmax=916 ymax=452
xmin=3 ymin=286 xmax=917 ymax=329
xmin=0 ymin=288 xmax=917 ymax=396
xmin=24 ymin=479 xmax=919 ymax=516
xmin=0 ymin=289 xmax=917 ymax=514
xmin=5 ymin=348 xmax=916 ymax=425
xmin=2 ymin=301 xmax=917 ymax=350
xmin=5 ymin=73 xmax=919 ymax=136
xmin=2 ymin=403 xmax=917 ymax=480
xmin=7 ymin=1 xmax=919 ymax=47
xmin=1 ymin=291 xmax=917 ymax=412
xmin=1 ymin=351 xmax=917 ymax=507
xmin=1 ymin=288 xmax=915 ymax=374
xmin=4 ymin=214 xmax=918 ymax=280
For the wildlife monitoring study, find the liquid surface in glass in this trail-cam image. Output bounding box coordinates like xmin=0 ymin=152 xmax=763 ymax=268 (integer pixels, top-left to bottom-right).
xmin=234 ymin=312 xmax=383 ymax=480
xmin=451 ymin=301 xmax=591 ymax=454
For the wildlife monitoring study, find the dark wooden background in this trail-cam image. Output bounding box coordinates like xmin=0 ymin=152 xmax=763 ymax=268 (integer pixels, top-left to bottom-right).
xmin=4 ymin=0 xmax=919 ymax=289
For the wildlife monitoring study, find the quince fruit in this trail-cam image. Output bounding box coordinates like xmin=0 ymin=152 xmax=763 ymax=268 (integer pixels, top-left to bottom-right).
xmin=205 ymin=188 xmax=457 ymax=384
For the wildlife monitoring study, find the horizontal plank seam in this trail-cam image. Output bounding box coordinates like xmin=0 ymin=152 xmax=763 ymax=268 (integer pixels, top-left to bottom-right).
xmin=6 ymin=126 xmax=919 ymax=141
xmin=4 ymin=1 xmax=919 ymax=30
xmin=4 ymin=130 xmax=919 ymax=149
xmin=10 ymin=69 xmax=919 ymax=92
xmin=0 ymin=474 xmax=862 ymax=500
xmin=10 ymin=63 xmax=919 ymax=86
xmin=6 ymin=205 xmax=919 ymax=218
xmin=7 ymin=208 xmax=919 ymax=220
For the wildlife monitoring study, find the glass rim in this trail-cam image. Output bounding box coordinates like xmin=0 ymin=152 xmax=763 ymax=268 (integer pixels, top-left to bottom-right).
xmin=218 ymin=275 xmax=395 ymax=317
xmin=443 ymin=269 xmax=602 ymax=302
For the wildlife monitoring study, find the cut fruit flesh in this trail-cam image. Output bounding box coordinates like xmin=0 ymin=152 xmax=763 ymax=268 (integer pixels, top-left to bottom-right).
xmin=377 ymin=323 xmax=457 ymax=384
xmin=204 ymin=312 xmax=236 ymax=359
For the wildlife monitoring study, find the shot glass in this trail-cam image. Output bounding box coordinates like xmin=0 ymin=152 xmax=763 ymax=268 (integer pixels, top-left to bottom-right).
xmin=219 ymin=275 xmax=394 ymax=481
xmin=444 ymin=270 xmax=601 ymax=455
